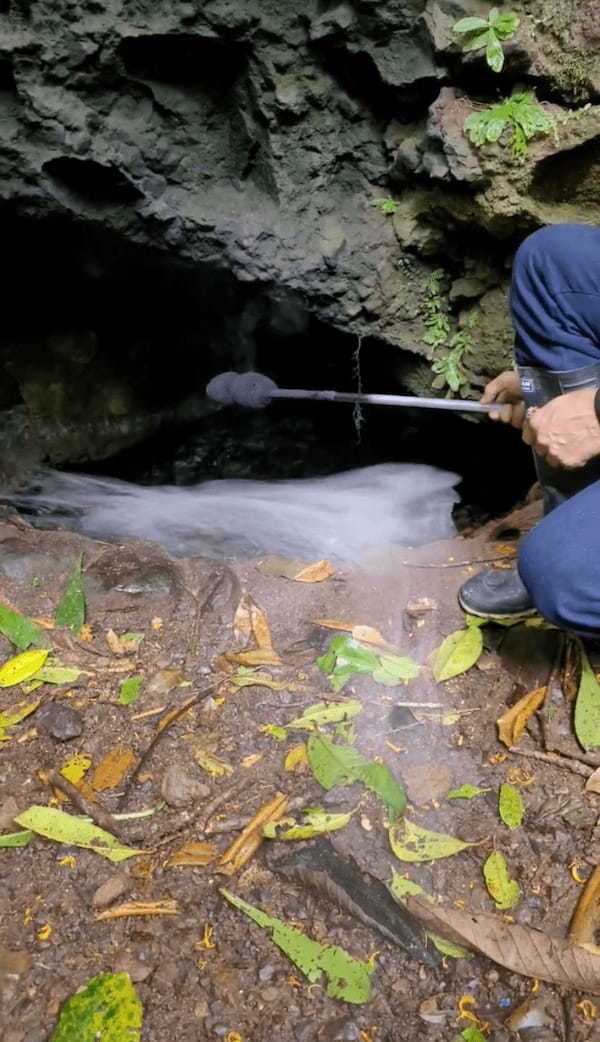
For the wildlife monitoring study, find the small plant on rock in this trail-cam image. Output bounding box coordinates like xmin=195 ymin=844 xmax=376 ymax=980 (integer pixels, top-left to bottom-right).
xmin=422 ymin=269 xmax=451 ymax=348
xmin=464 ymin=89 xmax=557 ymax=162
xmin=453 ymin=7 xmax=520 ymax=72
xmin=371 ymin=197 xmax=399 ymax=215
xmin=422 ymin=271 xmax=479 ymax=396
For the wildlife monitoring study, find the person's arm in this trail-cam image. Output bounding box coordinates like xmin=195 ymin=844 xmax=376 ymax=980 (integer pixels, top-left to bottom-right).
xmin=523 ymin=387 xmax=600 ymax=469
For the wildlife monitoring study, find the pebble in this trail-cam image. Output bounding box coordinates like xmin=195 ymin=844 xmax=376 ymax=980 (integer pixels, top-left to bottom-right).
xmin=261 ymin=985 xmax=281 ymax=1003
xmin=160 ymin=764 xmax=210 ymax=807
xmin=258 ymin=964 xmax=275 ymax=982
xmin=92 ymin=872 xmax=130 ymax=909
xmin=317 ymin=1017 xmax=360 ymax=1041
xmin=0 ymin=795 xmax=20 ymax=830
xmin=37 ymin=703 xmax=83 ymax=741
xmin=113 ymin=951 xmax=154 ymax=983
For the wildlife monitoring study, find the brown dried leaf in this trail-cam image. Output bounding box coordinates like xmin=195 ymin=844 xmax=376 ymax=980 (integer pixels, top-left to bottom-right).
xmin=165 ymin=842 xmax=216 ymax=868
xmin=492 ymin=543 xmax=518 ymax=557
xmin=105 ymin=629 xmax=136 ymax=655
xmin=94 ymin=899 xmax=178 ymax=921
xmin=569 ymin=866 xmax=600 ymax=947
xmin=497 ymin=687 xmax=547 ymax=748
xmin=219 ymin=792 xmax=288 ymax=875
xmin=233 ymin=594 xmax=274 ymax=651
xmin=30 ymin=616 xmax=55 ymax=630
xmin=312 ymin=618 xmax=355 ymax=632
xmin=293 ymin=560 xmax=335 ymax=583
xmin=224 ymin=649 xmax=282 ymax=668
xmin=91 ymin=747 xmax=136 ymax=792
xmin=563 ymin=637 xmax=582 ymax=703
xmin=351 ymin=625 xmax=393 ymax=649
xmin=585 ymin=767 xmax=600 ymax=794
xmin=406 ymin=896 xmax=600 ymax=993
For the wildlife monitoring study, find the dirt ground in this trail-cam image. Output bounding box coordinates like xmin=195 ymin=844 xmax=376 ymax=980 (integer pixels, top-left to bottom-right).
xmin=1 ymin=501 xmax=600 ymax=1042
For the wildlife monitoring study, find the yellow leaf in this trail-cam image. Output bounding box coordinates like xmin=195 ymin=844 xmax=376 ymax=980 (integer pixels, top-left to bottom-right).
xmin=151 ymin=617 xmax=163 ymax=631
xmin=351 ymin=625 xmax=392 ymax=649
xmin=165 ymin=842 xmax=216 ymax=867
xmin=60 ymin=754 xmax=92 ymax=785
xmin=241 ymin=753 xmax=263 ymax=768
xmin=78 ymin=624 xmax=94 ymax=642
xmin=389 ymin=818 xmax=479 ymax=863
xmin=0 ymin=698 xmax=41 ymax=740
xmin=224 ymin=649 xmax=282 ymax=667
xmin=91 ymin=747 xmax=136 ymax=792
xmin=194 ymin=747 xmax=233 ymax=777
xmin=233 ymin=594 xmax=274 ymax=651
xmin=36 ymin=923 xmax=52 ymax=941
xmin=285 ymin=744 xmax=308 ymax=770
xmin=497 ymin=686 xmax=547 ymax=747
xmin=0 ymin=649 xmax=49 ymax=688
xmin=94 ymin=900 xmax=178 ymax=920
xmin=293 ymin=560 xmax=335 ymax=583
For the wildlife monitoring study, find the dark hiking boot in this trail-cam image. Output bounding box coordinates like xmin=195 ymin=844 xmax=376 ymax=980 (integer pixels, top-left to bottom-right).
xmin=458 ymin=567 xmax=536 ymax=621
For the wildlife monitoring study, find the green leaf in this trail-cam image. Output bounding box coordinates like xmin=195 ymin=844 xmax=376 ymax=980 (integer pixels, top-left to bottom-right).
xmin=271 ymin=807 xmax=353 ymax=841
xmin=0 ymin=699 xmax=40 ymax=741
xmin=287 ymin=700 xmax=362 ymax=731
xmin=15 ymin=805 xmax=148 ymax=862
xmin=119 ymin=675 xmax=143 ymax=706
xmin=461 ymin=1029 xmax=489 ymax=1042
xmin=447 ymin=784 xmax=491 ymax=800
xmin=389 ymin=818 xmax=475 ymax=863
xmin=499 ymin=782 xmax=524 ymax=829
xmin=483 ymin=850 xmax=520 ymax=910
xmin=0 ymin=649 xmax=49 ymax=687
xmin=432 ymin=626 xmax=483 ymax=682
xmin=120 ymin=632 xmax=144 ymax=646
xmin=461 ymin=29 xmax=492 ymax=52
xmin=574 ymin=648 xmax=600 ymax=751
xmin=486 ymin=33 xmax=505 ymax=71
xmin=54 ymin=555 xmax=85 ymax=633
xmin=32 ymin=665 xmax=87 ymax=685
xmin=307 ymin=734 xmax=406 ymax=819
xmin=452 ymin=16 xmax=489 ymax=33
xmin=0 ymin=603 xmax=43 ymax=649
xmin=261 ymin=724 xmax=288 ymax=741
xmin=0 ymin=829 xmax=34 ymax=848
xmin=493 ymin=12 xmax=520 ymax=37
xmin=220 ymin=888 xmax=373 ymax=1003
xmin=376 ymin=655 xmax=420 ymax=682
xmin=49 ymin=972 xmax=142 ymax=1042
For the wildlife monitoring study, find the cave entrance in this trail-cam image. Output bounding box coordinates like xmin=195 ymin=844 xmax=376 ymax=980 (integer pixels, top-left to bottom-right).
xmin=0 ymin=211 xmax=534 ymax=535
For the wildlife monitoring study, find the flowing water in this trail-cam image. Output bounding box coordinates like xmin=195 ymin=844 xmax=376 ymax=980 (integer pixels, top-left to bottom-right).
xmin=6 ymin=463 xmax=460 ymax=561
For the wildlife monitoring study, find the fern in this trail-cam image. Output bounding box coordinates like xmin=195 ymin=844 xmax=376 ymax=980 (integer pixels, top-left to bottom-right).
xmin=464 ymin=90 xmax=556 ymax=162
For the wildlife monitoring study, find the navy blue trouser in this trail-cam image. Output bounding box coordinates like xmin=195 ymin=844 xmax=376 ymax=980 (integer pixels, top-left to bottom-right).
xmin=512 ymin=224 xmax=600 ymax=634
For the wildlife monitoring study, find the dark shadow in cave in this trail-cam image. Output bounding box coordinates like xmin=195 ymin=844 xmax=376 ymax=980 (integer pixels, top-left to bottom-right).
xmin=117 ymin=34 xmax=248 ymax=90
xmin=43 ymin=158 xmax=144 ymax=207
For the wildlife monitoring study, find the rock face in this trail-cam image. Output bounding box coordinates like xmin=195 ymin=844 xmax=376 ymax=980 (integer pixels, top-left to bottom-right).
xmin=0 ymin=0 xmax=598 ymax=477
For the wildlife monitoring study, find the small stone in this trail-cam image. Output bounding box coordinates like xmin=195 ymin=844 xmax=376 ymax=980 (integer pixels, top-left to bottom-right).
xmin=37 ymin=703 xmax=83 ymax=741
xmin=113 ymin=951 xmax=154 ymax=983
xmin=317 ymin=1017 xmax=360 ymax=1042
xmin=92 ymin=872 xmax=130 ymax=909
xmin=0 ymin=795 xmax=20 ymax=831
xmin=160 ymin=764 xmax=210 ymax=808
xmin=261 ymin=985 xmax=281 ymax=1003
xmin=258 ymin=964 xmax=275 ymax=982
xmin=401 ymin=762 xmax=452 ymax=805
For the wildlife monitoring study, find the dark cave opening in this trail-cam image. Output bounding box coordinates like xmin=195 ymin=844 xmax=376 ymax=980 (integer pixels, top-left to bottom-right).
xmin=0 ymin=212 xmax=535 ymax=530
xmin=117 ymin=33 xmax=248 ymax=90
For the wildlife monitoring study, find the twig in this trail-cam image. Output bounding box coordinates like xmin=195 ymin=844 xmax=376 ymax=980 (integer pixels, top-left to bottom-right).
xmin=48 ymin=772 xmax=125 ymax=839
xmin=152 ymin=776 xmax=251 ymax=851
xmin=400 ymin=556 xmax=511 ymax=569
xmin=561 ymin=995 xmax=572 ymax=1042
xmin=508 ymin=746 xmax=593 ymax=778
xmin=121 ymin=683 xmax=218 ymax=800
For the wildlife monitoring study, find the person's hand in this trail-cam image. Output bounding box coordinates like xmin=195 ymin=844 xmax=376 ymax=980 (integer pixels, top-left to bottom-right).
xmin=523 ymin=387 xmax=600 ymax=469
xmin=482 ymin=370 xmax=526 ymax=428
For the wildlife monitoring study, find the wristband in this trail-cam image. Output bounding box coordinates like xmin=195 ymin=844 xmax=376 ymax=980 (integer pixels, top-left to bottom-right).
xmin=595 ymin=387 xmax=600 ymax=426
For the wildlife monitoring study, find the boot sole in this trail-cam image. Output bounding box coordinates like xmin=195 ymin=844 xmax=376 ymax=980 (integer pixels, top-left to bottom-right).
xmin=458 ymin=593 xmax=537 ymax=624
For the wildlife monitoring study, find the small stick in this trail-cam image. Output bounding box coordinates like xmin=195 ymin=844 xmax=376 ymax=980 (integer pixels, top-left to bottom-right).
xmin=401 ymin=556 xmax=513 ymax=569
xmin=152 ymin=776 xmax=251 ymax=851
xmin=508 ymin=746 xmax=593 ymax=778
xmin=48 ymin=771 xmax=125 ymax=838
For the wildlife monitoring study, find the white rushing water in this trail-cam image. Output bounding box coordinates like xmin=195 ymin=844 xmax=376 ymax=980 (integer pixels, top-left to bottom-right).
xmin=10 ymin=463 xmax=460 ymax=561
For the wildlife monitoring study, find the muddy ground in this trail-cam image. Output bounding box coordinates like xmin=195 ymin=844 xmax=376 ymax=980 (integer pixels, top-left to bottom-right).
xmin=1 ymin=501 xmax=600 ymax=1042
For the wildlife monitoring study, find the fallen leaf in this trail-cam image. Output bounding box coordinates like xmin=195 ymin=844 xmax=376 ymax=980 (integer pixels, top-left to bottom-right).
xmin=219 ymin=793 xmax=288 ymax=875
xmin=285 ymin=744 xmax=308 ymax=770
xmin=0 ymin=830 xmax=34 ymax=848
xmin=372 ymin=655 xmax=420 ymax=686
xmin=312 ymin=618 xmax=355 ymax=632
xmin=432 ymin=626 xmax=483 ymax=683
xmin=231 ymin=666 xmax=306 ymax=693
xmin=33 ymin=664 xmax=89 ymax=685
xmin=60 ymin=754 xmax=92 ymax=785
xmin=504 ymin=999 xmax=552 ymax=1032
xmin=0 ymin=698 xmax=41 ymax=741
xmin=389 ymin=818 xmax=477 ymax=863
xmin=459 ymin=1029 xmax=488 ymax=1042
xmin=0 ymin=649 xmax=49 ymax=688
xmin=575 ymin=648 xmax=600 ymax=751
xmin=351 ymin=625 xmax=393 ymax=648
xmin=483 ymin=851 xmax=520 ymax=910
xmin=447 ymin=784 xmax=491 ymax=800
xmin=151 ymin=617 xmax=163 ymax=631
xmin=259 ymin=724 xmax=287 ymax=741
xmin=225 ymin=649 xmax=282 ymax=668
xmin=78 ymin=624 xmax=93 ymax=642
xmin=307 ymin=733 xmax=406 ymax=819
xmin=15 ymin=806 xmax=148 ymax=862
xmin=293 ymin=560 xmax=335 ymax=583
xmin=233 ymin=594 xmax=274 ymax=651
xmin=256 ymin=555 xmax=309 ymax=579
xmin=499 ymin=783 xmax=524 ymax=830
xmin=106 ymin=629 xmax=136 ymax=655
xmin=119 ymin=675 xmax=143 ymax=706
xmin=220 ymin=888 xmax=373 ymax=1003
xmin=165 ymin=842 xmax=216 ymax=868
xmin=94 ymin=900 xmax=178 ymax=921
xmin=569 ymin=865 xmax=600 ymax=947
xmin=0 ymin=603 xmax=44 ymax=649
xmin=585 ymin=767 xmax=600 ymax=794
xmin=406 ymin=896 xmax=600 ymax=993
xmin=497 ymin=686 xmax=547 ymax=748
xmin=241 ymin=753 xmax=263 ymax=768
xmin=91 ymin=747 xmax=136 ymax=792
xmin=266 ymin=806 xmax=352 ymax=841
xmin=194 ymin=747 xmax=233 ymax=777
xmin=287 ymin=700 xmax=362 ymax=732
xmin=54 ymin=555 xmax=85 ymax=633
xmin=49 ymin=972 xmax=142 ymax=1042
